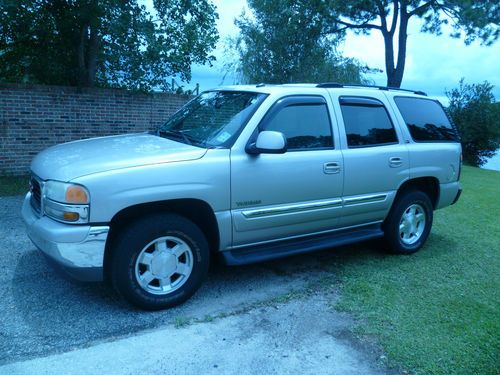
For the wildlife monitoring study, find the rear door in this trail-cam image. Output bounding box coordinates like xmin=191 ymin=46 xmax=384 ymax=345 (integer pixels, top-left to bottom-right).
xmin=328 ymin=91 xmax=410 ymax=227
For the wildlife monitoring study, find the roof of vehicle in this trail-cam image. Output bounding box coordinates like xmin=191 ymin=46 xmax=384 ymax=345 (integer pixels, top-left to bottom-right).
xmin=214 ymin=83 xmax=428 ymax=97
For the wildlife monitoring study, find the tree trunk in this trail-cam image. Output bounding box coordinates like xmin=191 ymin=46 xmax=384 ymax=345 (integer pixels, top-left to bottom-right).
xmin=384 ymin=9 xmax=409 ymax=88
xmin=393 ymin=13 xmax=409 ymax=88
xmin=77 ymin=25 xmax=88 ymax=88
xmin=383 ymin=30 xmax=397 ymax=87
xmin=386 ymin=68 xmax=399 ymax=87
xmin=86 ymin=24 xmax=99 ymax=87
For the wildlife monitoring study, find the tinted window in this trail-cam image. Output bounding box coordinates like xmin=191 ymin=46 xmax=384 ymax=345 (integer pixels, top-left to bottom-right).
xmin=264 ymin=104 xmax=333 ymax=150
xmin=394 ymin=97 xmax=459 ymax=142
xmin=340 ymin=98 xmax=398 ymax=147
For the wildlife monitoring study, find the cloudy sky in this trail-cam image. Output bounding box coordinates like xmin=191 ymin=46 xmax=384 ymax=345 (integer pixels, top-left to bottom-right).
xmin=180 ymin=0 xmax=500 ymax=102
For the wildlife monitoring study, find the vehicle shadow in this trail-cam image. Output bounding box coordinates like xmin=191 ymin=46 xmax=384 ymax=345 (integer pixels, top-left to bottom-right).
xmin=5 ymin=233 xmax=457 ymax=364
xmin=5 ymin=244 xmax=332 ymax=364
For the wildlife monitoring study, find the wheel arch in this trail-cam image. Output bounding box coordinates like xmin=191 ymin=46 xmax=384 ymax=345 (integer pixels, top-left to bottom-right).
xmin=103 ymin=198 xmax=220 ymax=281
xmin=395 ymin=177 xmax=440 ymax=209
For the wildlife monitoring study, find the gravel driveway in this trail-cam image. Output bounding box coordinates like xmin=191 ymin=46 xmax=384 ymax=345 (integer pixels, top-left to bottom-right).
xmin=0 ymin=195 xmax=391 ymax=374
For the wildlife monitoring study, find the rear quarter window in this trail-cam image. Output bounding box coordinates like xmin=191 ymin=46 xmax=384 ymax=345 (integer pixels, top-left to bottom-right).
xmin=394 ymin=97 xmax=459 ymax=142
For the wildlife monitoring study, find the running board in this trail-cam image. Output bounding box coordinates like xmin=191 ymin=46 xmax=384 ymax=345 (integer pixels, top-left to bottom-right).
xmin=222 ymin=224 xmax=384 ymax=266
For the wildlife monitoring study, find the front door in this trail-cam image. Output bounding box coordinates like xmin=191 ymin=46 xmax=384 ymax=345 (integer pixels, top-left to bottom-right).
xmin=230 ymin=95 xmax=344 ymax=247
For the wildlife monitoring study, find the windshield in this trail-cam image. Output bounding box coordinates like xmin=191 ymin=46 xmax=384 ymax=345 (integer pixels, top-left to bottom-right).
xmin=158 ymin=91 xmax=267 ymax=148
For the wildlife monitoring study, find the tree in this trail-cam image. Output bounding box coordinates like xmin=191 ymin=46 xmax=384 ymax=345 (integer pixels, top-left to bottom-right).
xmin=229 ymin=0 xmax=373 ymax=85
xmin=446 ymin=79 xmax=499 ymax=166
xmin=0 ymin=0 xmax=219 ymax=91
xmin=330 ymin=1 xmax=499 ymax=87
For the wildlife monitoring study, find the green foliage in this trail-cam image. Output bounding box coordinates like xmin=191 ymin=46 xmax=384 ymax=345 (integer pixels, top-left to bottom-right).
xmin=0 ymin=0 xmax=219 ymax=91
xmin=329 ymin=0 xmax=499 ymax=87
xmin=417 ymin=0 xmax=499 ymax=46
xmin=334 ymin=1 xmax=499 ymax=45
xmin=229 ymin=0 xmax=373 ymax=85
xmin=446 ymin=79 xmax=499 ymax=166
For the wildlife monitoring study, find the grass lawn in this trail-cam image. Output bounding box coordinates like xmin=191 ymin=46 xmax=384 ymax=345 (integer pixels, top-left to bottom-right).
xmin=0 ymin=168 xmax=497 ymax=373
xmin=332 ymin=166 xmax=499 ymax=374
xmin=0 ymin=175 xmax=29 ymax=196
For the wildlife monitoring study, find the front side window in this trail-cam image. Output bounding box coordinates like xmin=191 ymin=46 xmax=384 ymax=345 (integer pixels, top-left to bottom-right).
xmin=394 ymin=97 xmax=459 ymax=142
xmin=263 ymin=102 xmax=333 ymax=150
xmin=159 ymin=91 xmax=267 ymax=148
xmin=340 ymin=97 xmax=398 ymax=148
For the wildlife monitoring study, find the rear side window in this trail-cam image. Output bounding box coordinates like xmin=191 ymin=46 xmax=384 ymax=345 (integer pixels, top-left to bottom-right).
xmin=340 ymin=97 xmax=398 ymax=148
xmin=264 ymin=103 xmax=333 ymax=150
xmin=394 ymin=97 xmax=459 ymax=142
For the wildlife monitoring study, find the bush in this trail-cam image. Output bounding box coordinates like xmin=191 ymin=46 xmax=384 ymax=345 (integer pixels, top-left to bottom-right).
xmin=446 ymin=79 xmax=500 ymax=166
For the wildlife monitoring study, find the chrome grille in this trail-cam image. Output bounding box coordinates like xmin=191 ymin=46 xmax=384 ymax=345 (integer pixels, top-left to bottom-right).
xmin=30 ymin=176 xmax=42 ymax=214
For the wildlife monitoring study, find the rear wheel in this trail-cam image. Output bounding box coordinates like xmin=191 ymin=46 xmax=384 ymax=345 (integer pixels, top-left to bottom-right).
xmin=383 ymin=190 xmax=433 ymax=254
xmin=110 ymin=213 xmax=209 ymax=310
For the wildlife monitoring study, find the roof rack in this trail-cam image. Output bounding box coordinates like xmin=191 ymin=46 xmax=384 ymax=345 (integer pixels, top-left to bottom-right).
xmin=316 ymin=82 xmax=427 ymax=96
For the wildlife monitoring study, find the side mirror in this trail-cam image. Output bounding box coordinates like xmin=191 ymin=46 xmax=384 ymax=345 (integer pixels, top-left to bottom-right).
xmin=246 ymin=131 xmax=287 ymax=154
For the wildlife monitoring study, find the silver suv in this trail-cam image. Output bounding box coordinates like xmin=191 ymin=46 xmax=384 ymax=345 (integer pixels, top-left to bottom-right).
xmin=22 ymin=83 xmax=462 ymax=310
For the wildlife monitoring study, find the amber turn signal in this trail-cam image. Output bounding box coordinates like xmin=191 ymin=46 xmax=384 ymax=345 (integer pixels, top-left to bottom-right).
xmin=63 ymin=212 xmax=80 ymax=221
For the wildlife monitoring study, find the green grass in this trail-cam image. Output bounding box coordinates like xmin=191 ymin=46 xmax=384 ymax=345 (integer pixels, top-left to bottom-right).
xmin=0 ymin=175 xmax=29 ymax=196
xmin=332 ymin=166 xmax=499 ymax=374
xmin=174 ymin=316 xmax=191 ymax=329
xmin=1 ymin=168 xmax=498 ymax=373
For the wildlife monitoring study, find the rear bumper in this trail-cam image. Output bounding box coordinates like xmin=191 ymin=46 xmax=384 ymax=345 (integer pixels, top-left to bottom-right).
xmin=437 ymin=181 xmax=462 ymax=209
xmin=22 ymin=193 xmax=108 ymax=282
xmin=451 ymin=188 xmax=462 ymax=205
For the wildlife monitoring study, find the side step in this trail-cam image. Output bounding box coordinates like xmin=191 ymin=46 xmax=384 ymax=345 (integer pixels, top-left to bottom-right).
xmin=222 ymin=224 xmax=384 ymax=266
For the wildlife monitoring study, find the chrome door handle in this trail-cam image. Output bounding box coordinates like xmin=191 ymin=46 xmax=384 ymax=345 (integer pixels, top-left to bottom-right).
xmin=324 ymin=162 xmax=341 ymax=174
xmin=389 ymin=157 xmax=403 ymax=168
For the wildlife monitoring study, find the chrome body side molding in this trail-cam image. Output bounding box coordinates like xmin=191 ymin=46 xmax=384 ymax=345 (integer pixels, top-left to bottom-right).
xmin=242 ymin=198 xmax=343 ymax=219
xmin=241 ymin=193 xmax=389 ymax=220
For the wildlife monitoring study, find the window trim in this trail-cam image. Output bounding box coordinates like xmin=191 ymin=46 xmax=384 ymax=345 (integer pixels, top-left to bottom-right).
xmin=252 ymin=95 xmax=335 ymax=152
xmin=339 ymin=96 xmax=399 ymax=149
xmin=393 ymin=95 xmax=460 ymax=143
xmin=339 ymin=96 xmax=384 ymax=107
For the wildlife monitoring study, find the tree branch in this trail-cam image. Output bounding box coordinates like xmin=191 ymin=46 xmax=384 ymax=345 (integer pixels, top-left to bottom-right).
xmin=440 ymin=6 xmax=463 ymax=29
xmin=389 ymin=0 xmax=399 ymax=34
xmin=409 ymin=0 xmax=436 ymax=17
xmin=336 ymin=20 xmax=382 ymax=30
xmin=325 ymin=26 xmax=349 ymax=33
xmin=375 ymin=0 xmax=388 ymax=32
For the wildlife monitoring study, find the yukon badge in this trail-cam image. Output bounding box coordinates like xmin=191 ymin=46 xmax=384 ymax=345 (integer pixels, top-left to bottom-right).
xmin=236 ymin=200 xmax=262 ymax=208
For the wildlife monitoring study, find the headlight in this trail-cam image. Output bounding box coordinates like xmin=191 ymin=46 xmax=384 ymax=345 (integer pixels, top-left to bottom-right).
xmin=42 ymin=181 xmax=90 ymax=223
xmin=44 ymin=181 xmax=89 ymax=204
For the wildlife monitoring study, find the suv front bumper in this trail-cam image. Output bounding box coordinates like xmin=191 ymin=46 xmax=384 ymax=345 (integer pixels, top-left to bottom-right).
xmin=22 ymin=193 xmax=108 ymax=282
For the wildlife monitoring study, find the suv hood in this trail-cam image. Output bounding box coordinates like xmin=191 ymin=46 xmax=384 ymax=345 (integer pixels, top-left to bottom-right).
xmin=31 ymin=133 xmax=207 ymax=181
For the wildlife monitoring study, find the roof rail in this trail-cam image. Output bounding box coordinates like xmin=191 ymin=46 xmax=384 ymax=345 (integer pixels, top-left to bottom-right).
xmin=316 ymin=82 xmax=427 ymax=96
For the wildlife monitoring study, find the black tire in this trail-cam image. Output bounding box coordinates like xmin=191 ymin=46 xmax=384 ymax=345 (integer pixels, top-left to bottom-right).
xmin=110 ymin=213 xmax=209 ymax=310
xmin=383 ymin=190 xmax=433 ymax=254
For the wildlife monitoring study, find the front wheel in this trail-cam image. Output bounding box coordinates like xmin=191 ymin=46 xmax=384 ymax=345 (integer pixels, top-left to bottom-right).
xmin=383 ymin=190 xmax=433 ymax=254
xmin=110 ymin=214 xmax=209 ymax=310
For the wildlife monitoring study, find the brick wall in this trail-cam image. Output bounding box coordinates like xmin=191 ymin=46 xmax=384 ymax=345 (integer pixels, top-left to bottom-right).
xmin=0 ymin=83 xmax=191 ymax=175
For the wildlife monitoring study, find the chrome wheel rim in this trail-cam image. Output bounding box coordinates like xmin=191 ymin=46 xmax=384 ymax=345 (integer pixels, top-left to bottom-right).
xmin=399 ymin=203 xmax=426 ymax=245
xmin=134 ymin=236 xmax=193 ymax=295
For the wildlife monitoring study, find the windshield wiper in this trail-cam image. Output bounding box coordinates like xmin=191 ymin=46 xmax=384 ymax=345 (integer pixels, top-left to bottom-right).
xmin=158 ymin=129 xmax=194 ymax=146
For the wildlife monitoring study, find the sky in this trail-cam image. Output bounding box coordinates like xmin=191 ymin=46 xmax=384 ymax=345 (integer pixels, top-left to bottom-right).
xmin=159 ymin=0 xmax=500 ymax=102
